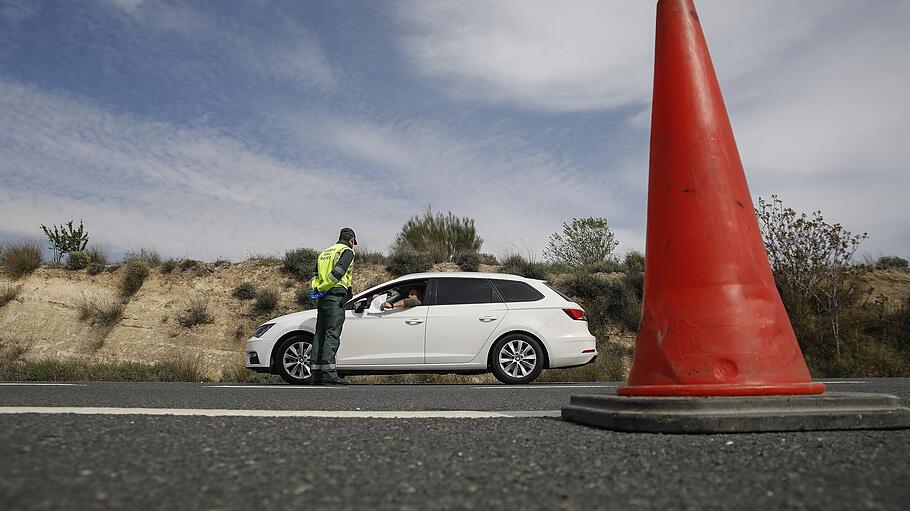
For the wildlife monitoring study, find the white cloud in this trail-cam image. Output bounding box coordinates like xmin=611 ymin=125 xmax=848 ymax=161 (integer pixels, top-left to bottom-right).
xmin=96 ymin=0 xmax=337 ymax=89
xmin=0 ymin=79 xmax=393 ymax=259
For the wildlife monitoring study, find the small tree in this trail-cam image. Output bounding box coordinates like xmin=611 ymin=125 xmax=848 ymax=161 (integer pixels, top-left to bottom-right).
xmin=756 ymin=195 xmax=867 ymax=355
xmin=544 ymin=217 xmax=618 ymax=267
xmin=40 ymin=220 xmax=88 ymax=263
xmin=394 ymin=207 xmax=482 ymax=264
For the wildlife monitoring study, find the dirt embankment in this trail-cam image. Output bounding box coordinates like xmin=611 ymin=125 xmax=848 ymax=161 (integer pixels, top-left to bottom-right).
xmin=0 ymin=261 xmax=398 ymax=379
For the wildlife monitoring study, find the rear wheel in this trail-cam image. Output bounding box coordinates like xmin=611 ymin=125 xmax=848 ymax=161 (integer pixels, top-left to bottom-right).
xmin=490 ymin=334 xmax=544 ymax=384
xmin=275 ymin=335 xmax=313 ymax=385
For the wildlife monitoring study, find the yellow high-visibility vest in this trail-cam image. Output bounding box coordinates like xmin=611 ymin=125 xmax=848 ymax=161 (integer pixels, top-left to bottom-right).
xmin=310 ymin=243 xmax=354 ymax=292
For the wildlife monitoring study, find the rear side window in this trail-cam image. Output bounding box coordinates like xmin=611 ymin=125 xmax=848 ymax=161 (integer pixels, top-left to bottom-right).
xmin=434 ymin=278 xmax=499 ymax=305
xmin=543 ymin=282 xmax=573 ymax=302
xmin=492 ymin=280 xmax=544 ymax=302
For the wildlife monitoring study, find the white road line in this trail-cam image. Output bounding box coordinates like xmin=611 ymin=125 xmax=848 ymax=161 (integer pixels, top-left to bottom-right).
xmin=0 ymin=383 xmax=86 ymax=386
xmin=206 ymin=385 xmax=338 ymax=389
xmin=474 ymin=385 xmax=618 ymax=389
xmin=0 ymin=406 xmax=560 ymax=418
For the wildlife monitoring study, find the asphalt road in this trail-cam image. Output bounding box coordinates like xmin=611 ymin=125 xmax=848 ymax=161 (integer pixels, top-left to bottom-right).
xmin=1 ymin=379 xmax=908 ymax=510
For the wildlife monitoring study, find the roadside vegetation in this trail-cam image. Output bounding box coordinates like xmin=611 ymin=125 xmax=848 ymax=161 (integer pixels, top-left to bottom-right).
xmin=1 ymin=202 xmax=908 ymax=382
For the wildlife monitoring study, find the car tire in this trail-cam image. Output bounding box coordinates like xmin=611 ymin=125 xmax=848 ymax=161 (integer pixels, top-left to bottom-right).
xmin=490 ymin=334 xmax=544 ymax=384
xmin=275 ymin=334 xmax=314 ymax=385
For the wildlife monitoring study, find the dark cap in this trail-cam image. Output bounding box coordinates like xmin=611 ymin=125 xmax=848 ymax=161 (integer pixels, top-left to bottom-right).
xmin=339 ymin=227 xmax=356 ymax=245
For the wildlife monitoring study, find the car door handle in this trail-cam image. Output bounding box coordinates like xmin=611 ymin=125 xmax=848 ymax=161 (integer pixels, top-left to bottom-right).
xmin=479 ymin=316 xmax=498 ymax=322
xmin=405 ymin=319 xmax=424 ymax=325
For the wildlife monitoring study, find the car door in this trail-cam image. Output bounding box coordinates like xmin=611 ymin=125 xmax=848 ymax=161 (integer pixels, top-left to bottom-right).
xmin=424 ymin=278 xmax=507 ymax=364
xmin=335 ymin=283 xmax=428 ymax=366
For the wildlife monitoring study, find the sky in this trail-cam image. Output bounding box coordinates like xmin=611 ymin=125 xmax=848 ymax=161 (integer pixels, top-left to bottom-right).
xmin=1 ymin=0 xmax=908 ymax=261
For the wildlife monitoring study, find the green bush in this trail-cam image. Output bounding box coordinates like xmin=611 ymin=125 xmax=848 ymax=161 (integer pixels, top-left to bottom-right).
xmin=454 ymin=251 xmax=481 ymax=272
xmin=254 ymin=287 xmax=280 ymax=313
xmin=876 ymin=256 xmax=908 ymax=270
xmin=121 ymin=259 xmax=150 ymax=296
xmin=161 ymin=258 xmax=177 ymax=274
xmin=357 ymin=250 xmax=387 ymax=265
xmin=177 ymin=297 xmax=214 ymax=328
xmin=86 ymin=263 xmax=105 ymax=275
xmin=40 ymin=220 xmax=88 ymax=263
xmin=585 ymin=259 xmax=625 ymax=273
xmin=65 ymin=251 xmax=91 ymax=270
xmin=561 ymin=273 xmax=641 ymax=332
xmin=544 ymin=217 xmax=619 ymax=267
xmin=232 ymin=282 xmax=257 ymax=300
xmin=385 ymin=249 xmax=433 ymax=277
xmin=125 ymin=247 xmax=161 ymax=267
xmin=499 ymin=254 xmax=549 ymax=280
xmin=394 ymin=207 xmax=483 ymax=263
xmin=479 ymin=253 xmax=499 ymax=266
xmin=1 ymin=240 xmax=43 ymax=278
xmin=283 ymin=248 xmax=319 ymax=281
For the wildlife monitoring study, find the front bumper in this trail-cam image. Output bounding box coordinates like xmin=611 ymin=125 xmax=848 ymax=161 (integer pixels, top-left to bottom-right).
xmin=245 ymin=338 xmax=274 ymax=370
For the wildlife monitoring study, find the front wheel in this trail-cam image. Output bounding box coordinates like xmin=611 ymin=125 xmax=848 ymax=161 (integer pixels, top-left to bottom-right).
xmin=490 ymin=334 xmax=544 ymax=384
xmin=276 ymin=335 xmax=313 ymax=384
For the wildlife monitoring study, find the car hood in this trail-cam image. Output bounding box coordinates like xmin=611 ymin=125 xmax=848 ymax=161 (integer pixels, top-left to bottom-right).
xmin=267 ymin=309 xmax=318 ymax=328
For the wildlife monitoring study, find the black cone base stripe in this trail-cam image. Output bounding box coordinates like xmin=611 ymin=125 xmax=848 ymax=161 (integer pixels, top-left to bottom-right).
xmin=561 ymin=392 xmax=910 ymax=434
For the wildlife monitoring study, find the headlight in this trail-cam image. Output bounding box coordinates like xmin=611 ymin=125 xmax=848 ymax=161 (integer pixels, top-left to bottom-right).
xmin=252 ymin=323 xmax=275 ymax=338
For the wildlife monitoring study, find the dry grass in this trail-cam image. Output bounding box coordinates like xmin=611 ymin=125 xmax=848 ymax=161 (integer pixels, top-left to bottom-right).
xmin=1 ymin=284 xmax=21 ymax=307
xmin=78 ymin=296 xmax=125 ymax=327
xmin=177 ymin=297 xmax=214 ymax=328
xmin=1 ymin=239 xmax=43 ymax=278
xmin=254 ymin=287 xmax=280 ymax=313
xmin=125 ymin=247 xmax=161 ymax=267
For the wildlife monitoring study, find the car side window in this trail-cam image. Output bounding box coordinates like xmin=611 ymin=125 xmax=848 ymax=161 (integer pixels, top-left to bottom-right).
xmin=347 ymin=280 xmax=428 ymax=310
xmin=434 ymin=278 xmax=499 ymax=305
xmin=491 ymin=279 xmax=544 ymax=302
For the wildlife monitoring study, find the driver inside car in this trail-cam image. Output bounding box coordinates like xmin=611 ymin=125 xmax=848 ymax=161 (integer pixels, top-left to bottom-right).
xmin=380 ymin=288 xmax=423 ymax=310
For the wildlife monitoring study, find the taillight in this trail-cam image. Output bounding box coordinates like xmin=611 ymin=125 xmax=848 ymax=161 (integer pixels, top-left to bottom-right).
xmin=563 ymin=308 xmax=586 ymax=321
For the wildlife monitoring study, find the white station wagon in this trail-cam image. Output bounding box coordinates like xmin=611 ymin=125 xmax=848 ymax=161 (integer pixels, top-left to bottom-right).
xmin=245 ymin=272 xmax=597 ymax=384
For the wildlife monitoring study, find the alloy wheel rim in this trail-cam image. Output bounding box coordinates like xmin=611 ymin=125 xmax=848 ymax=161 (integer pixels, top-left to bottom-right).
xmin=498 ymin=339 xmax=537 ymax=379
xmin=283 ymin=341 xmax=312 ymax=380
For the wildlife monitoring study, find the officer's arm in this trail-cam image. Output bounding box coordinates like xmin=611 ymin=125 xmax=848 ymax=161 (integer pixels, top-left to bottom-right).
xmin=329 ymin=249 xmax=354 ymax=285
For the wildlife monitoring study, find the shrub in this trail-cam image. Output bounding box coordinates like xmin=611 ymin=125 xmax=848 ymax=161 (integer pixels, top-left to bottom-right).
xmin=125 ymin=247 xmax=161 ymax=267
xmin=585 ymin=259 xmax=625 ymax=273
xmin=624 ymin=251 xmax=645 ymax=272
xmin=479 ymin=253 xmax=499 ymax=266
xmin=454 ymin=251 xmax=481 ymax=272
xmin=232 ymin=282 xmax=257 ymax=300
xmin=295 ymin=285 xmax=315 ymax=309
xmin=283 ymin=248 xmax=319 ymax=281
xmin=78 ymin=296 xmax=125 ymax=327
xmin=254 ymin=287 xmax=280 ymax=313
xmin=161 ymin=258 xmax=177 ymax=274
xmin=876 ymin=256 xmax=908 ymax=270
xmin=757 ymin=195 xmax=867 ymax=355
xmin=86 ymin=263 xmax=105 ymax=275
xmin=385 ymin=249 xmax=433 ymax=277
xmin=394 ymin=207 xmax=483 ymax=263
xmin=177 ymin=297 xmax=215 ymax=328
xmin=40 ymin=220 xmax=88 ymax=263
xmin=357 ymin=250 xmax=387 ymax=265
xmin=213 ymin=259 xmax=231 ymax=267
xmin=1 ymin=284 xmax=21 ymax=307
xmin=544 ymin=217 xmax=619 ymax=267
xmin=1 ymin=240 xmax=44 ymax=278
xmin=561 ymin=273 xmax=641 ymax=332
xmin=179 ymin=259 xmax=201 ymax=272
xmin=121 ymin=259 xmax=150 ymax=296
xmin=499 ymin=254 xmax=549 ymax=280
xmin=86 ymin=247 xmax=109 ymax=266
xmin=65 ymin=251 xmax=91 ymax=270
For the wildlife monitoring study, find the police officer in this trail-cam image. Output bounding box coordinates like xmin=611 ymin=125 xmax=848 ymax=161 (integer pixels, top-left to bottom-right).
xmin=309 ymin=228 xmax=357 ymax=385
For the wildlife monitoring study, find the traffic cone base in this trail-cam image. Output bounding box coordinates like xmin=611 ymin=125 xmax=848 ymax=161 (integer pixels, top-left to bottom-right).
xmin=563 ymin=392 xmax=910 ymax=434
xmin=617 ymin=382 xmax=826 ymax=397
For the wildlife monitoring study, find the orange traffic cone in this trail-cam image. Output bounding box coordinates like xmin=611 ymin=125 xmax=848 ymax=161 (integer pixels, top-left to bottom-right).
xmin=617 ymin=0 xmax=823 ymax=397
xmin=562 ymin=0 xmax=910 ymax=432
